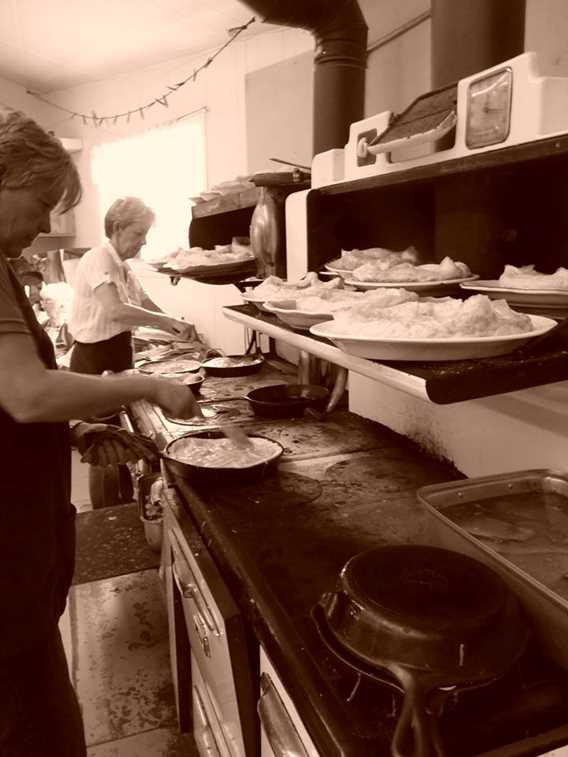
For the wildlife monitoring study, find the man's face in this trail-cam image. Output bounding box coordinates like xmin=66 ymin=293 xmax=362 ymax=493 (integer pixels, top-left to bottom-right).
xmin=0 ymin=184 xmax=60 ymax=258
xmin=114 ymin=222 xmax=150 ymax=260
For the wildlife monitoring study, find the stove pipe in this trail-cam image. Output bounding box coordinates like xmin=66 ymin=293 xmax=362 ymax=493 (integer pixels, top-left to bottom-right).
xmin=238 ymin=0 xmax=368 ymax=156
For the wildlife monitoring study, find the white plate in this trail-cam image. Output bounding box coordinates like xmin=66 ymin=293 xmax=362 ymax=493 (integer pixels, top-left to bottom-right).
xmin=460 ymin=280 xmax=568 ymax=306
xmin=263 ymin=300 xmax=333 ymax=330
xmin=344 ymin=275 xmax=479 ymax=293
xmin=309 ymin=315 xmax=556 ymax=361
xmin=324 ymin=262 xmax=353 ymax=278
xmin=241 ymin=293 xmax=271 ymax=312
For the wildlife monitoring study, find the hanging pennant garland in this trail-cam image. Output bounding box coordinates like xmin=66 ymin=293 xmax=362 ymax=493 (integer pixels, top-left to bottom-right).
xmin=26 ymin=16 xmax=256 ymax=127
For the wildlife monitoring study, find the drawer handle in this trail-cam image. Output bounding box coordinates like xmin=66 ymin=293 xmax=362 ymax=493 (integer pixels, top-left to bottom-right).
xmin=169 ymin=531 xmax=220 ymax=637
xmin=193 ymin=612 xmax=211 ymax=658
xmin=258 ymin=672 xmax=309 ymax=757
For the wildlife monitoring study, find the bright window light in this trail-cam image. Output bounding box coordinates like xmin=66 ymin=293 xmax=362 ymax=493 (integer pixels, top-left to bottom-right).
xmin=91 ymin=111 xmax=207 ymax=260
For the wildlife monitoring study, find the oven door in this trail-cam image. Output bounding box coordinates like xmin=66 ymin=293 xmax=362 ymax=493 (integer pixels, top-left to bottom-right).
xmin=162 ymin=484 xmax=257 ymax=757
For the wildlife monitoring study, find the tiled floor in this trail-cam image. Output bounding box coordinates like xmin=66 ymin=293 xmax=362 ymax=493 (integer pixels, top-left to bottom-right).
xmin=61 ymin=452 xmax=198 ymax=756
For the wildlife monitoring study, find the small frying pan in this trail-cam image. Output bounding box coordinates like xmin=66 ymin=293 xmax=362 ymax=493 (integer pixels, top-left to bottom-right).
xmin=314 ymin=545 xmax=530 ymax=757
xmin=245 ymin=384 xmax=330 ymax=418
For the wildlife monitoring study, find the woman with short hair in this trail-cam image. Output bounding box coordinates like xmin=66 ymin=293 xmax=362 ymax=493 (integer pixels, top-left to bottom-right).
xmin=0 ymin=107 xmax=198 ymax=757
xmin=69 ymin=195 xmax=195 ymax=375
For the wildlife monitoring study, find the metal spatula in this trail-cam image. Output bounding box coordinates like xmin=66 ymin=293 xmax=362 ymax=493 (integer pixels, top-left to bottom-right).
xmin=221 ymin=423 xmax=253 ymax=448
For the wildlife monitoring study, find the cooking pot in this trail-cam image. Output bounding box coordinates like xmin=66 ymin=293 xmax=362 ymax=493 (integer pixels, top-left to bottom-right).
xmin=313 ymin=545 xmax=530 ymax=757
xmin=163 ymin=429 xmax=283 ymax=485
xmin=245 ymin=383 xmax=330 ymax=418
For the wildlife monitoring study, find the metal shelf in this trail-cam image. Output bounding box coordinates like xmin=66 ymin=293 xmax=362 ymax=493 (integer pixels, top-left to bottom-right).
xmin=222 ymin=304 xmax=429 ymax=400
xmin=223 ymin=304 xmax=568 ymax=404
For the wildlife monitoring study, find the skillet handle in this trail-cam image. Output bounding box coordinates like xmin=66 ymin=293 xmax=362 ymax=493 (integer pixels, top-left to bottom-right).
xmin=391 ymin=674 xmax=434 ymax=757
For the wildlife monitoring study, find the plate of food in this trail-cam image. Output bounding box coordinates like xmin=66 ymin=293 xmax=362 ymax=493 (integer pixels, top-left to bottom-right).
xmin=310 ymin=315 xmax=555 ymax=361
xmin=241 ymin=292 xmax=272 ymax=312
xmin=308 ymin=295 xmax=555 ymax=361
xmin=242 ymin=272 xmax=342 ymax=312
xmin=345 ymin=275 xmax=479 ymax=294
xmin=263 ymin=300 xmax=335 ymax=330
xmin=461 ymin=265 xmax=568 ymax=306
xmin=262 ymin=289 xmax=364 ymax=330
xmin=324 ymin=245 xmax=420 ymax=277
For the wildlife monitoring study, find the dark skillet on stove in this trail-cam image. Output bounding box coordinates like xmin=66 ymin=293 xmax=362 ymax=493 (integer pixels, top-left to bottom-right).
xmin=313 ymin=545 xmax=530 ymax=757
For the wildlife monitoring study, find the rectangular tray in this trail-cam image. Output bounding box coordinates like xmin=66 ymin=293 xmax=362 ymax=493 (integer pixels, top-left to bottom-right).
xmin=417 ymin=469 xmax=568 ymax=670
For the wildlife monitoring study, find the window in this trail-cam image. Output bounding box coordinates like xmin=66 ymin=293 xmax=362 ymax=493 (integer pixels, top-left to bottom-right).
xmin=91 ymin=111 xmax=207 ymax=260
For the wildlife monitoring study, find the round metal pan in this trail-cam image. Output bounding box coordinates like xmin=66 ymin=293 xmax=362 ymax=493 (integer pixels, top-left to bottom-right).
xmin=163 ymin=429 xmax=283 ymax=484
xmin=201 ymin=354 xmax=264 ymax=377
xmin=245 ymin=384 xmax=330 ymax=418
xmin=314 ymin=545 xmax=530 ymax=757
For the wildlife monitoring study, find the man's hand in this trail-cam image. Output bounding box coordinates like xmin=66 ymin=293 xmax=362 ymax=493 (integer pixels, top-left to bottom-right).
xmin=73 ymin=422 xmax=160 ymax=467
xmin=152 ymin=378 xmax=203 ymax=420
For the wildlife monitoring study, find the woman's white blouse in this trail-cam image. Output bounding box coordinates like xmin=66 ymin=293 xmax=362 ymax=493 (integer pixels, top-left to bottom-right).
xmin=68 ymin=242 xmax=144 ymax=343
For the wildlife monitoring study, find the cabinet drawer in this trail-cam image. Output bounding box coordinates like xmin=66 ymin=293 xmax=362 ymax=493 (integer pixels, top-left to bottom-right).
xmin=162 ymin=486 xmax=257 ymax=757
xmin=259 ymin=648 xmax=320 ymax=757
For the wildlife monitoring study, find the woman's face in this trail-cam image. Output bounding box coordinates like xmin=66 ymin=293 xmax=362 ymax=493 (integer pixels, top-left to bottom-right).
xmin=113 ymin=222 xmax=150 ymax=260
xmin=0 ymin=184 xmax=60 ymax=258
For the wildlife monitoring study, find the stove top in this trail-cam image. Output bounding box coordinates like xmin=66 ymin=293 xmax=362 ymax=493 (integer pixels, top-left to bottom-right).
xmin=129 ymin=364 xmax=568 ymax=756
xmin=171 ymin=449 xmax=568 ymax=757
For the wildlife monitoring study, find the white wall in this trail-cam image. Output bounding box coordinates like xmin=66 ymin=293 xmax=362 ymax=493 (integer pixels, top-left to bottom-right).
xmin=43 ymin=27 xmax=313 ymax=250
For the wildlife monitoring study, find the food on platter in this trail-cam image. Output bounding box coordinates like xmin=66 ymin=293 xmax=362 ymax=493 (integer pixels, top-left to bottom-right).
xmin=289 ymin=287 xmax=417 ymax=314
xmin=498 ymin=265 xmax=568 ymax=290
xmin=152 ymin=243 xmax=254 ymax=271
xmin=350 ymin=255 xmax=472 ymax=283
xmin=168 ymin=436 xmax=279 ymax=468
xmin=246 ymin=272 xmax=341 ymax=302
xmin=327 ymin=245 xmax=419 ymax=271
xmin=330 ymin=294 xmax=532 ymax=339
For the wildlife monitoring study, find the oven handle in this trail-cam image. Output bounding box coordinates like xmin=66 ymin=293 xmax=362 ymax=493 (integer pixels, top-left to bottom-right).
xmin=193 ymin=685 xmax=222 ymax=757
xmin=169 ymin=529 xmax=220 ymax=637
xmin=258 ymin=672 xmax=310 ymax=757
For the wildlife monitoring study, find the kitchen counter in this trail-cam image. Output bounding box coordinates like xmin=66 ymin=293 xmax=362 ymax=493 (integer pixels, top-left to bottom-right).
xmin=130 ymin=359 xmax=568 ymax=757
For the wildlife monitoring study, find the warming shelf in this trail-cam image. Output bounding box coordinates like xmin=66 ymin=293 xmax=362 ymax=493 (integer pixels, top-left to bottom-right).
xmin=222 ymin=304 xmax=568 ymax=404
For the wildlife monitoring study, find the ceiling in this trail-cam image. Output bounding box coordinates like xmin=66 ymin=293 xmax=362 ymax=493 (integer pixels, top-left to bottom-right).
xmin=0 ymin=0 xmax=277 ymax=92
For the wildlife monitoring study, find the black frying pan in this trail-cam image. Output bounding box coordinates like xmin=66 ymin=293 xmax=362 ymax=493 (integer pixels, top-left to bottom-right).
xmin=201 ymin=354 xmax=264 ymax=377
xmin=245 ymin=384 xmax=330 ymax=418
xmin=162 ymin=429 xmax=283 ymax=484
xmin=313 ymin=545 xmax=530 ymax=757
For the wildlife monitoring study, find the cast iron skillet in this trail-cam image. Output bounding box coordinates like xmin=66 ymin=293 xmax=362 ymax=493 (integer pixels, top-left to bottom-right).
xmin=162 ymin=429 xmax=283 ymax=484
xmin=201 ymin=354 xmax=264 ymax=377
xmin=245 ymin=383 xmax=330 ymax=418
xmin=313 ymin=545 xmax=530 ymax=757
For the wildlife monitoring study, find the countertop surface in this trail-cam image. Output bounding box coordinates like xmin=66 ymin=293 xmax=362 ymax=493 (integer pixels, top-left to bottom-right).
xmin=129 ymin=359 xmax=568 ymax=757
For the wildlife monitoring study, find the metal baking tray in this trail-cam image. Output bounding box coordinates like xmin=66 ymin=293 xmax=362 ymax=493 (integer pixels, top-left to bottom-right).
xmin=417 ymin=470 xmax=568 ymax=670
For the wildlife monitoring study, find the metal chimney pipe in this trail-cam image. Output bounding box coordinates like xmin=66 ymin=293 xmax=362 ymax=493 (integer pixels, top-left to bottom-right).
xmin=431 ymin=0 xmax=526 ymax=88
xmin=238 ymin=0 xmax=368 ymax=155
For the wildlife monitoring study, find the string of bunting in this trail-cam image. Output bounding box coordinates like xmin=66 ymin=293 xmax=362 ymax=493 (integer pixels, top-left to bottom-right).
xmin=26 ymin=15 xmax=256 ymax=127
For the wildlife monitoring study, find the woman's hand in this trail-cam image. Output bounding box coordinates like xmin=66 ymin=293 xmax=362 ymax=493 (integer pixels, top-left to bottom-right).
xmin=151 ymin=378 xmax=202 ymax=420
xmin=164 ymin=317 xmax=196 ymax=341
xmin=73 ymin=423 xmax=160 ymax=467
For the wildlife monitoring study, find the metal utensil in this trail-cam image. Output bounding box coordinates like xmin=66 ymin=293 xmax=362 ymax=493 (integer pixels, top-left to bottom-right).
xmin=220 ymin=422 xmax=253 ymax=448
